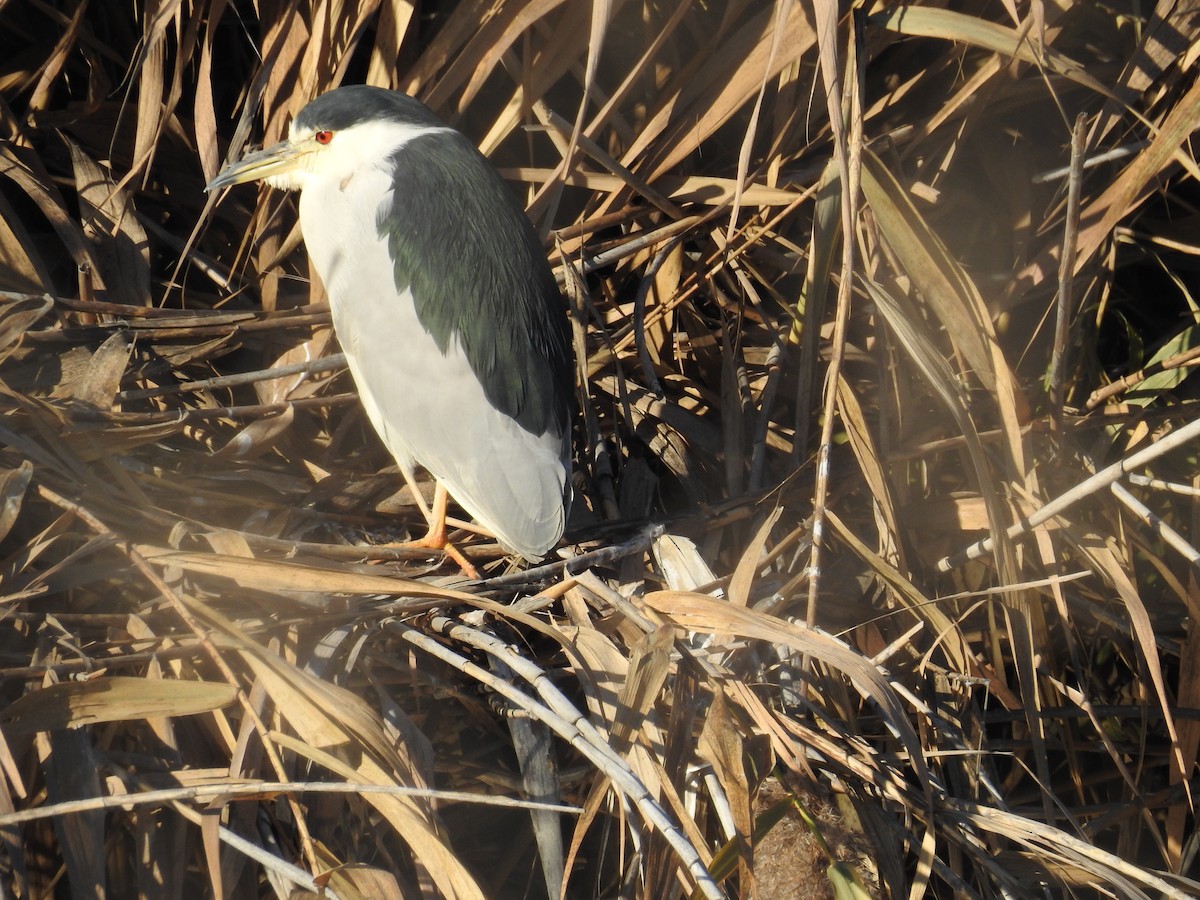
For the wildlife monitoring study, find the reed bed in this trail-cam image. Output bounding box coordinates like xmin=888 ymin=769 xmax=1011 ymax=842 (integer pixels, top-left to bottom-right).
xmin=1 ymin=2 xmax=1199 ymax=897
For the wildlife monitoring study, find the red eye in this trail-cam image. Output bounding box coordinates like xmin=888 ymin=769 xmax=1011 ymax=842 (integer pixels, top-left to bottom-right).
xmin=314 ymin=130 xmax=334 ymax=144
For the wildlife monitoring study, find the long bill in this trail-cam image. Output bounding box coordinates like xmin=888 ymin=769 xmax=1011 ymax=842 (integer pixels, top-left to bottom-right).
xmin=205 ymin=138 xmax=314 ymax=191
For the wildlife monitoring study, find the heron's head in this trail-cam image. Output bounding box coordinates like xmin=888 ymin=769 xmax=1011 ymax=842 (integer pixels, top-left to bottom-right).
xmin=206 ymin=86 xmax=452 ymax=193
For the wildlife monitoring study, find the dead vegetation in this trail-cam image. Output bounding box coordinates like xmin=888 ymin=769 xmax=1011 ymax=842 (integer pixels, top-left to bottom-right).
xmin=2 ymin=1 xmax=1200 ymax=897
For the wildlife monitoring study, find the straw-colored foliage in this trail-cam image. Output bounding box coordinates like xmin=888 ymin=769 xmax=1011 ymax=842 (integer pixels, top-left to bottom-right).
xmin=2 ymin=1 xmax=1199 ymax=897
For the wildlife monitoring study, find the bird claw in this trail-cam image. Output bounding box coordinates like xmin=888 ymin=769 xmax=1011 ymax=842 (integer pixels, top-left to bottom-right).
xmin=399 ymin=530 xmax=480 ymax=580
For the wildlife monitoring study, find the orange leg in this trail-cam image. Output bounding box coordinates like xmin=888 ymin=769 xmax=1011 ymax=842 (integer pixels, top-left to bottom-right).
xmin=398 ymin=481 xmax=480 ymax=579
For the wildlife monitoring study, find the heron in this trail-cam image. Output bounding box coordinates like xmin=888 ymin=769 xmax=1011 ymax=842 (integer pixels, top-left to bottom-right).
xmin=207 ymin=85 xmax=573 ymax=576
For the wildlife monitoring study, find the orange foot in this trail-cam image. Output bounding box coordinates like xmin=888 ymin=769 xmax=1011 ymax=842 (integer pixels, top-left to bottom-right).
xmin=393 ymin=481 xmax=480 ymax=579
xmin=400 ymin=529 xmax=480 ymax=580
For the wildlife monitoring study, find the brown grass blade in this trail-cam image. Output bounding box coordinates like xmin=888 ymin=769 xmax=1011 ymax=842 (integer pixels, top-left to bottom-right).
xmin=1 ymin=677 xmax=237 ymax=732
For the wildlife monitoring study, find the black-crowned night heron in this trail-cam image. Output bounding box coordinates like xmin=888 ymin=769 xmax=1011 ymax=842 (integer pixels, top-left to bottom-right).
xmin=207 ymin=85 xmax=573 ymax=575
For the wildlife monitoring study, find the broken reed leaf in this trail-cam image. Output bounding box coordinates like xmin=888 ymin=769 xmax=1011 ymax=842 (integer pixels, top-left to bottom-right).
xmin=652 ymin=532 xmax=719 ymax=593
xmin=62 ymin=135 xmax=151 ymax=307
xmin=66 ymin=330 xmax=132 ymax=409
xmin=1 ymin=677 xmax=237 ymax=733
